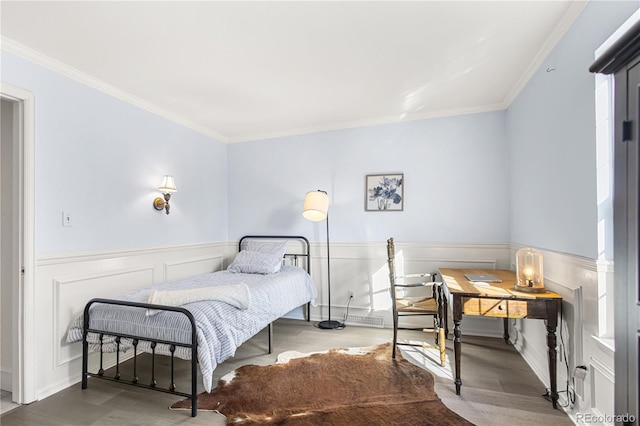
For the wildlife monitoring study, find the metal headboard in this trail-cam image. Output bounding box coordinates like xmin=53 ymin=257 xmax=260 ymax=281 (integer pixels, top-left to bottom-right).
xmin=238 ymin=235 xmax=311 ymax=273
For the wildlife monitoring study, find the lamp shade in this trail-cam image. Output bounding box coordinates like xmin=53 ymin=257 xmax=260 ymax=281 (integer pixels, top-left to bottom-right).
xmin=303 ymin=190 xmax=329 ymax=222
xmin=158 ymin=175 xmax=177 ymax=193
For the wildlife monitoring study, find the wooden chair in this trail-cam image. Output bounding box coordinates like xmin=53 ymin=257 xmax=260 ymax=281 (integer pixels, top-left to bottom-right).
xmin=387 ymin=237 xmax=447 ymax=366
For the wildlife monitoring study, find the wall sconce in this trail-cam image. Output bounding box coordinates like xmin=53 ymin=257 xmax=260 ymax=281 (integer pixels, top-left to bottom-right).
xmin=153 ymin=175 xmax=177 ymax=215
xmin=514 ymin=247 xmax=546 ymax=293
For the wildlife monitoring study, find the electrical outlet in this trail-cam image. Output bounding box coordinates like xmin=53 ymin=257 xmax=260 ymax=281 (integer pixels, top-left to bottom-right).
xmin=348 ymin=290 xmax=355 ymax=298
xmin=574 ymin=365 xmax=588 ymax=380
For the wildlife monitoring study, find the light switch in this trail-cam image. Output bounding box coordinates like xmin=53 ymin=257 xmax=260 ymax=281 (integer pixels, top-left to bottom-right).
xmin=62 ymin=211 xmax=73 ymax=227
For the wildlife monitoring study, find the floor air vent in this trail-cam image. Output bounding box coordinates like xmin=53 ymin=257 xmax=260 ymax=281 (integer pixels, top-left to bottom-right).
xmin=345 ymin=314 xmax=385 ymax=328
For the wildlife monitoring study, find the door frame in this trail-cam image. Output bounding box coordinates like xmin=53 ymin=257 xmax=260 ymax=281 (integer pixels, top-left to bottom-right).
xmin=589 ymin=18 xmax=640 ymax=422
xmin=1 ymin=82 xmax=36 ymax=404
xmin=612 ymin=57 xmax=639 ymax=424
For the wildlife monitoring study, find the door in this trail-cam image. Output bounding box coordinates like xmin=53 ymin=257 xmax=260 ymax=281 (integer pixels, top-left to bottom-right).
xmin=590 ymin=22 xmax=640 ymax=423
xmin=0 ymin=99 xmax=15 ymax=395
xmin=0 ymin=83 xmax=35 ymax=404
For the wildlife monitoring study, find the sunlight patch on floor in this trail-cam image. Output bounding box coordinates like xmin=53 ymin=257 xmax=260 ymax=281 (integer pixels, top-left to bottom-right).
xmin=399 ymin=342 xmax=453 ymax=380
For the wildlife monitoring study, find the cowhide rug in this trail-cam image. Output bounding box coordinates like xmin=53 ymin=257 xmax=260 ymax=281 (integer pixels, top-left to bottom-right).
xmin=171 ymin=342 xmax=474 ymax=425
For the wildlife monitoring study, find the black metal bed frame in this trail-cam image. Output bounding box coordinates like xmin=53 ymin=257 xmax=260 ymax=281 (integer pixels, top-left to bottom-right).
xmin=81 ymin=235 xmax=311 ymax=417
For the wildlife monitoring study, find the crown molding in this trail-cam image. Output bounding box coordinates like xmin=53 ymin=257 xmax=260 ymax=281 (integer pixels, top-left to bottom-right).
xmin=1 ymin=37 xmax=229 ymax=143
xmin=227 ymin=103 xmax=505 ymax=143
xmin=2 ymin=37 xmax=504 ymax=146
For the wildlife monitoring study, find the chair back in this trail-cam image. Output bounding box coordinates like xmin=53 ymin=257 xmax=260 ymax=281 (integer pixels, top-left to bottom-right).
xmin=387 ymin=237 xmax=399 ymax=315
xmin=387 ymin=237 xmax=397 ymax=284
xmin=386 ymin=237 xmax=447 ymax=364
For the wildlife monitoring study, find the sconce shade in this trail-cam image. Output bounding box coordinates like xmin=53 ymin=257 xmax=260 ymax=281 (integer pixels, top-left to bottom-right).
xmin=154 ymin=175 xmax=177 ymax=214
xmin=303 ymin=190 xmax=329 ymax=222
xmin=158 ymin=175 xmax=177 ymax=193
xmin=515 ymin=247 xmax=545 ymax=293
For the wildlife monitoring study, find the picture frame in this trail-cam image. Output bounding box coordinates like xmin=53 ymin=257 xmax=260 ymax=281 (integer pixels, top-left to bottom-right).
xmin=365 ymin=173 xmax=404 ymax=211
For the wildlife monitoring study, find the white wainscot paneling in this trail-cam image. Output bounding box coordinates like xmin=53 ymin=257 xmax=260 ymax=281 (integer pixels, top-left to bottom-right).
xmin=34 ymin=242 xmax=226 ymax=401
xmin=164 ymin=255 xmax=223 ymax=282
xmin=512 ymin=280 xmax=585 ymax=404
xmin=589 ymin=357 xmax=615 ymax=425
xmin=307 ymin=241 xmax=510 ymax=332
xmin=508 ymin=245 xmax=613 ymax=422
xmin=54 ymin=265 xmax=155 ymax=368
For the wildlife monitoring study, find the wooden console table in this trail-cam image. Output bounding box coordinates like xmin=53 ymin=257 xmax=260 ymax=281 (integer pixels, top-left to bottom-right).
xmin=438 ymin=268 xmax=562 ymax=408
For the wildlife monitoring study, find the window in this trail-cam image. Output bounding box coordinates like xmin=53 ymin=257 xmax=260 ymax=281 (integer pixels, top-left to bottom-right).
xmin=595 ymin=73 xmax=614 ymax=340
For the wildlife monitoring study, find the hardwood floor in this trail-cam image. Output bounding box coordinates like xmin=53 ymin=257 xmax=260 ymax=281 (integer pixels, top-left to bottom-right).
xmin=1 ymin=318 xmax=572 ymax=425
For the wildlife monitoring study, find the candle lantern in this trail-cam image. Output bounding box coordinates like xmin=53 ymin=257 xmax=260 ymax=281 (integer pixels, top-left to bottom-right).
xmin=515 ymin=247 xmax=545 ymax=293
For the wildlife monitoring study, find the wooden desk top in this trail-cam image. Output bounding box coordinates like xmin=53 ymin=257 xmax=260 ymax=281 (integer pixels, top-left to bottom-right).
xmin=439 ymin=268 xmax=562 ymax=299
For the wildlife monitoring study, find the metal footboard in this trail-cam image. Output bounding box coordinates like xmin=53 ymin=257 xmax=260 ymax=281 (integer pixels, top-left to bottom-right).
xmin=81 ymin=298 xmax=199 ymax=417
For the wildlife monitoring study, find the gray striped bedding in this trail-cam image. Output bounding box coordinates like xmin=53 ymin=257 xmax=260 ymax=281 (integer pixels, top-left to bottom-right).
xmin=66 ymin=265 xmax=316 ymax=392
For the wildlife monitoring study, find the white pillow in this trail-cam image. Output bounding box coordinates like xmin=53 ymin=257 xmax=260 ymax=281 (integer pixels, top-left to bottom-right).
xmin=227 ymin=250 xmax=283 ymax=274
xmin=244 ymin=239 xmax=288 ymax=258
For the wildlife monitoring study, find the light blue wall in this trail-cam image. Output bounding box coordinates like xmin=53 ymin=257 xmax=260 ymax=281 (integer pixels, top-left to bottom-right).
xmin=506 ymin=1 xmax=637 ymax=259
xmin=1 ymin=52 xmax=229 ymax=254
xmin=5 ymin=0 xmax=634 ymax=257
xmin=228 ymin=111 xmax=509 ymax=244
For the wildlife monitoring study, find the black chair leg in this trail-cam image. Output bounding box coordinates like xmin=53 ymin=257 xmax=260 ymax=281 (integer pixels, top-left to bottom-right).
xmin=392 ymin=320 xmax=398 ymax=359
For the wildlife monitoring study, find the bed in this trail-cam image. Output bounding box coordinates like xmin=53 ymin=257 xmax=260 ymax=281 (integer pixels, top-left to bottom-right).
xmin=66 ymin=235 xmax=316 ymax=417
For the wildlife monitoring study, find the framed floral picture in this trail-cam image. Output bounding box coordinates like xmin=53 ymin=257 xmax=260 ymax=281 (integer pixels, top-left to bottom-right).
xmin=365 ymin=173 xmax=404 ymax=211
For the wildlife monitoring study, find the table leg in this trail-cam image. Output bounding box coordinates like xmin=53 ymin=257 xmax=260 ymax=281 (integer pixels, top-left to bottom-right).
xmin=546 ymin=300 xmax=559 ymax=409
xmin=503 ymin=318 xmax=510 ymax=344
xmin=453 ymin=295 xmax=462 ymax=395
xmin=454 ymin=318 xmax=462 ymax=394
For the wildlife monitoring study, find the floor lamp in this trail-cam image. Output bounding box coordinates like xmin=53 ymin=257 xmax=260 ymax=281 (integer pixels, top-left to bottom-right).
xmin=303 ymin=190 xmax=342 ymax=329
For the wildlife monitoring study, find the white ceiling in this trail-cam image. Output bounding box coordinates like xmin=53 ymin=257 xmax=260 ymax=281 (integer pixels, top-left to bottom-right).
xmin=1 ymin=1 xmax=586 ymax=143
